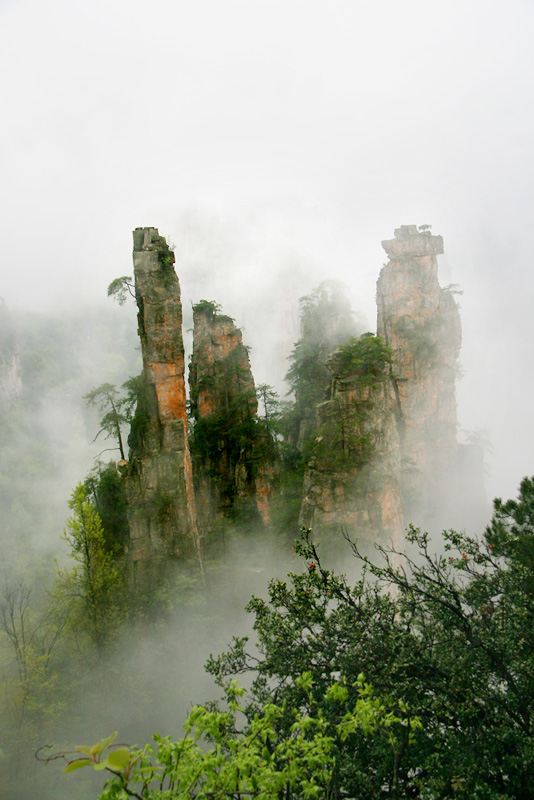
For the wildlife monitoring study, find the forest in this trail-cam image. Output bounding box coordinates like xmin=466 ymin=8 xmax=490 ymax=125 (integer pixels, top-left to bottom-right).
xmin=0 ymin=228 xmax=532 ymax=800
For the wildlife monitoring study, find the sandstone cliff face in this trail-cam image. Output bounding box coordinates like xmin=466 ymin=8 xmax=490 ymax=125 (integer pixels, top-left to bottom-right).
xmin=123 ymin=228 xmax=199 ymax=577
xmin=188 ymin=302 xmax=271 ymax=528
xmin=0 ymin=299 xmax=22 ymax=410
xmin=300 ymin=225 xmax=472 ymax=545
xmin=299 ymin=375 xmax=403 ymax=549
xmin=378 ymin=225 xmax=462 ymax=525
xmin=121 ymin=223 xmax=481 ymax=572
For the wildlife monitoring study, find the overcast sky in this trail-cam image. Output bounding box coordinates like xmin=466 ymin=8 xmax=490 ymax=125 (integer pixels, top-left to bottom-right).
xmin=1 ymin=0 xmax=533 ymax=500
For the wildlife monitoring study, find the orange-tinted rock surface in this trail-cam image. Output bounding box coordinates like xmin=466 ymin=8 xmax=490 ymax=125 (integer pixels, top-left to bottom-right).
xmin=188 ymin=302 xmax=271 ymax=529
xmin=124 ymin=228 xmax=200 ymax=578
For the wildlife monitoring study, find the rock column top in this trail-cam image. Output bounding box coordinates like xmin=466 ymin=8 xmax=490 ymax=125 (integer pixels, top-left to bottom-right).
xmin=133 ymin=227 xmax=161 ymax=251
xmin=382 ymin=225 xmax=444 ymax=259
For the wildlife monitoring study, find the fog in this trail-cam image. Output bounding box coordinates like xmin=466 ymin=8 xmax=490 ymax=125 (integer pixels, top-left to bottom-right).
xmin=1 ymin=0 xmax=533 ymax=796
xmin=1 ymin=0 xmax=533 ymax=498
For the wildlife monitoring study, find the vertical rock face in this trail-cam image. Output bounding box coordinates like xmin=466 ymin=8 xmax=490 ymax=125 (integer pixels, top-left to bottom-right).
xmin=188 ymin=302 xmax=269 ymax=528
xmin=378 ymin=225 xmax=462 ymax=525
xmin=0 ymin=299 xmax=22 ymax=410
xmin=299 ymin=377 xmax=404 ymax=548
xmin=299 ymin=338 xmax=404 ymax=549
xmin=300 ymin=225 xmax=476 ymax=546
xmin=124 ymin=228 xmax=199 ymax=577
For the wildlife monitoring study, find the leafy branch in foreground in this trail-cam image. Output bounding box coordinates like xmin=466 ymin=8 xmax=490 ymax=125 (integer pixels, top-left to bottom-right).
xmin=56 ymin=676 xmax=419 ymax=799
xmin=208 ymin=478 xmax=534 ymax=798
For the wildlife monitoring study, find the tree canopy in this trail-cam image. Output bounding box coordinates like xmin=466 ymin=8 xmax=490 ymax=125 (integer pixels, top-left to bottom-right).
xmin=61 ymin=477 xmax=534 ymax=799
xmin=207 ymin=478 xmax=534 ymax=798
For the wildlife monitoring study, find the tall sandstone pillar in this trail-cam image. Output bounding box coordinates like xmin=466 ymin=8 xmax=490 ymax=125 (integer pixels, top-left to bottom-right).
xmin=377 ymin=225 xmax=463 ymax=526
xmin=124 ymin=228 xmax=200 ymax=579
xmin=299 ymin=369 xmax=404 ymax=550
xmin=188 ymin=302 xmax=272 ymax=530
xmin=300 ymin=224 xmax=479 ymax=548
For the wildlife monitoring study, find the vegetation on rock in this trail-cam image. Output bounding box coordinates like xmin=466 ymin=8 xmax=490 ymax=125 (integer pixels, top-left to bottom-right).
xmin=56 ymin=484 xmax=126 ymax=651
xmin=107 ymin=276 xmax=135 ymax=306
xmin=330 ymin=332 xmax=393 ymax=387
xmin=58 ymin=477 xmax=534 ymax=799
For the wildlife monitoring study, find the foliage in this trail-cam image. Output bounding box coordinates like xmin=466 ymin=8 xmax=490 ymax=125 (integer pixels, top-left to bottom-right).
xmin=57 ymin=484 xmax=126 ymax=651
xmin=85 ymin=383 xmax=130 ymax=461
xmin=0 ymin=575 xmax=71 ymax=797
xmin=107 ymin=277 xmax=135 ymax=306
xmin=192 ymin=299 xmax=227 ymax=320
xmin=303 ymin=334 xmax=392 ymax=471
xmin=0 ymin=577 xmax=68 ymax=729
xmin=312 ymin=399 xmax=373 ymax=471
xmin=85 ymin=462 xmax=129 ymax=553
xmin=277 ymin=282 xmax=359 ymax=525
xmin=60 ymin=674 xmax=420 ymax=799
xmin=85 ymin=375 xmax=144 ymax=461
xmin=156 ymin=238 xmax=175 ymax=269
xmin=189 ymin=342 xmax=262 ymax=518
xmin=125 ymin=374 xmax=151 ymax=458
xmin=208 ymin=478 xmax=534 ymax=798
xmin=0 ymin=305 xmax=142 ymax=797
xmin=285 ymin=281 xmax=356 ymax=422
xmin=332 ymin=333 xmax=393 ymax=387
xmin=254 ymin=384 xmax=282 ymax=462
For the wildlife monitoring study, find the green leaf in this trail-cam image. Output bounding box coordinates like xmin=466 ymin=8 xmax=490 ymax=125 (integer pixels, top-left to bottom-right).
xmin=74 ymin=745 xmax=93 ymax=757
xmin=326 ymin=683 xmax=349 ymax=703
xmin=100 ymin=731 xmax=119 ymax=752
xmin=64 ymin=758 xmax=92 ymax=773
xmin=106 ymin=748 xmax=131 ymax=770
xmin=296 ymin=671 xmax=313 ymax=691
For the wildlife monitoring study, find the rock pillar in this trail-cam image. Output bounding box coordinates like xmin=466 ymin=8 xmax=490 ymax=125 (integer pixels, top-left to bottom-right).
xmin=124 ymin=228 xmax=200 ymax=578
xmin=377 ymin=225 xmax=463 ymax=525
xmin=189 ymin=302 xmax=271 ymax=529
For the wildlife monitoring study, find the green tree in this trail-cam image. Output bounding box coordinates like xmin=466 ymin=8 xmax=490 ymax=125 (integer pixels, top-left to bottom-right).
xmin=0 ymin=577 xmax=67 ymax=730
xmin=189 ymin=338 xmax=261 ymax=519
xmin=85 ymin=462 xmax=130 ymax=553
xmin=191 ymin=299 xmax=226 ymax=319
xmin=57 ymin=484 xmax=125 ymax=651
xmin=331 ymin=332 xmax=393 ymax=388
xmin=252 ymin=384 xmax=281 ymax=465
xmin=285 ymin=281 xmax=356 ymax=420
xmin=280 ymin=282 xmax=359 ymax=481
xmin=59 ymin=674 xmax=420 ymax=799
xmin=208 ymin=478 xmax=534 ymax=798
xmin=256 ymin=384 xmax=281 ymax=433
xmin=107 ymin=276 xmax=135 ymax=306
xmin=84 ymin=377 xmax=141 ymax=461
xmin=84 ymin=383 xmax=129 ymax=460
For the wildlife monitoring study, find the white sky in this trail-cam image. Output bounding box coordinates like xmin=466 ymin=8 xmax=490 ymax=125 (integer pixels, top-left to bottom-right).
xmin=1 ymin=0 xmax=533 ymax=500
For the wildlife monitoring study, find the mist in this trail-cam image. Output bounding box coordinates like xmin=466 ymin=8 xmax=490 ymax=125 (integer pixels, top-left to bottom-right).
xmin=1 ymin=0 xmax=533 ymax=797
xmin=2 ymin=0 xmax=533 ymax=497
